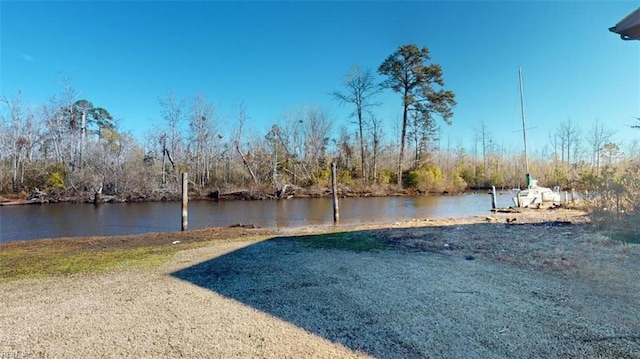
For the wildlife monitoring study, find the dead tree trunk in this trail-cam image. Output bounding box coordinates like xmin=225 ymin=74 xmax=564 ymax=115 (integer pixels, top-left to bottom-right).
xmin=235 ymin=142 xmax=258 ymax=184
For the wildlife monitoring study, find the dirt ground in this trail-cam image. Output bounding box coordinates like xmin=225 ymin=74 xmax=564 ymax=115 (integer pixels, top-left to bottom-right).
xmin=1 ymin=209 xmax=639 ymax=358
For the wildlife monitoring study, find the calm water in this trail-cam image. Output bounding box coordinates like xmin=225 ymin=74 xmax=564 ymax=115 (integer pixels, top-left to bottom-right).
xmin=0 ymin=193 xmax=514 ymax=243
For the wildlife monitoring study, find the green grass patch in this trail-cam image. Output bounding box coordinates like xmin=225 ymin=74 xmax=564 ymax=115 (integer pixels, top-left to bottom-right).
xmin=0 ymin=227 xmax=274 ymax=282
xmin=290 ymin=231 xmax=388 ymax=252
xmin=0 ymin=245 xmax=176 ymax=281
xmin=610 ymin=230 xmax=640 ymax=244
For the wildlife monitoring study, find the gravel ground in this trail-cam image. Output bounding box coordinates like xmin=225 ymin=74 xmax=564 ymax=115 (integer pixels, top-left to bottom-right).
xmin=1 ymin=210 xmax=639 ymax=358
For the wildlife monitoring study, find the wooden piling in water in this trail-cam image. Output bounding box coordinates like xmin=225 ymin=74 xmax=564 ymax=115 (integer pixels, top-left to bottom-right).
xmin=491 ymin=186 xmax=497 ymax=209
xmin=331 ymin=163 xmax=339 ymax=224
xmin=182 ymin=172 xmax=188 ymax=231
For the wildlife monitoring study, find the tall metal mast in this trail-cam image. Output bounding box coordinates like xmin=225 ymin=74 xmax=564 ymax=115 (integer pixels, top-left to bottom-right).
xmin=518 ymin=67 xmax=529 ymax=176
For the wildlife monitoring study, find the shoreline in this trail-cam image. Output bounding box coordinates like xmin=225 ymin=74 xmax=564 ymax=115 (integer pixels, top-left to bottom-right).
xmin=0 ymin=208 xmax=588 ymax=279
xmin=0 ymin=192 xmax=546 ymax=243
xmin=0 ymin=185 xmax=510 ymax=206
xmin=0 ymin=208 xmax=587 ymax=248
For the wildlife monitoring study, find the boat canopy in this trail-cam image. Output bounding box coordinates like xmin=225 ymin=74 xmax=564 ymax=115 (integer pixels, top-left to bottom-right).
xmin=610 ymin=7 xmax=640 ymax=40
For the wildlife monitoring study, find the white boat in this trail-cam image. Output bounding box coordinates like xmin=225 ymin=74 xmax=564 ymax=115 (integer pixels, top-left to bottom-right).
xmin=512 ymin=175 xmax=561 ymax=208
xmin=510 ymin=68 xmax=561 ymax=208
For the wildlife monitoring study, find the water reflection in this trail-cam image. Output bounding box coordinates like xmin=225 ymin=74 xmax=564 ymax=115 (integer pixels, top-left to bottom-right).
xmin=0 ymin=193 xmax=505 ymax=242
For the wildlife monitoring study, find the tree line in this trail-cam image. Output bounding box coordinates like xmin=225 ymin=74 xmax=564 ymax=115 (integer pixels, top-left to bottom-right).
xmin=1 ymin=44 xmax=638 ymax=206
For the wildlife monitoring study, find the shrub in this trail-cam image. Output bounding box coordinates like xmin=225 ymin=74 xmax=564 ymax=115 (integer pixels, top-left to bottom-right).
xmin=339 ymin=169 xmax=353 ymax=185
xmin=47 ymin=172 xmax=65 ymax=190
xmin=402 ymin=165 xmax=446 ymax=193
xmin=447 ymin=173 xmax=468 ymax=193
xmin=402 ymin=170 xmax=419 ymax=189
xmin=378 ymin=170 xmax=396 ymax=185
xmin=44 ymin=163 xmax=67 ymax=191
xmin=583 ymin=160 xmax=640 ymax=242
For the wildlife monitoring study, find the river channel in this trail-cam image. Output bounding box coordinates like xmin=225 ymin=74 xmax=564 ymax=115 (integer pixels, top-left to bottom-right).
xmin=0 ymin=193 xmax=513 ymax=242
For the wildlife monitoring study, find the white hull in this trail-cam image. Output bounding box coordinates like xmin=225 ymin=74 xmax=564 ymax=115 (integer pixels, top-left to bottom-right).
xmin=512 ymin=187 xmax=561 ymax=207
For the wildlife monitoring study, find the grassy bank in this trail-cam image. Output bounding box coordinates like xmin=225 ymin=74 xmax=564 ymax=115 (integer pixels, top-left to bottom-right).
xmin=0 ymin=245 xmax=175 ymax=280
xmin=0 ymin=227 xmax=273 ymax=281
xmin=290 ymin=231 xmax=390 ymax=252
xmin=0 ymin=227 xmax=385 ymax=281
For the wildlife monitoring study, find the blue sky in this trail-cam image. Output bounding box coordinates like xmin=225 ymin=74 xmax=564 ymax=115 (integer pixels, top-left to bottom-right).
xmin=1 ymin=1 xmax=639 ymax=155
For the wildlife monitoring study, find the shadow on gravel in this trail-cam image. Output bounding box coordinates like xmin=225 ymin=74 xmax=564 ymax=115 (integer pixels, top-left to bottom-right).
xmin=171 ymin=223 xmax=640 ymax=358
xmin=171 ymin=228 xmax=465 ymax=358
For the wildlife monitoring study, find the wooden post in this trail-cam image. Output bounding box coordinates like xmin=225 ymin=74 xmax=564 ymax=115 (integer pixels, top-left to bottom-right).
xmin=571 ymin=188 xmax=576 ymax=203
xmin=331 ymin=163 xmax=339 ymax=224
xmin=491 ymin=186 xmax=497 ymax=209
xmin=182 ymin=172 xmax=188 ymax=231
xmin=93 ymin=184 xmax=103 ymax=205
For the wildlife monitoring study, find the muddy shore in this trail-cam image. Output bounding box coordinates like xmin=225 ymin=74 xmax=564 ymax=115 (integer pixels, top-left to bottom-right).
xmin=0 ymin=183 xmax=465 ymax=206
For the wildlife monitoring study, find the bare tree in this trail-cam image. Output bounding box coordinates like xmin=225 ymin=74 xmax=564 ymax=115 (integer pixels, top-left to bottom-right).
xmin=265 ymin=124 xmax=286 ymax=188
xmin=627 ymin=139 xmax=640 ymax=159
xmin=1 ymin=93 xmax=26 ymax=191
xmin=41 ymin=95 xmax=69 ymax=165
xmin=303 ymin=106 xmax=332 ymax=177
xmin=45 ymin=80 xmax=82 ymax=174
xmin=369 ymin=115 xmax=385 ymax=183
xmin=188 ymin=94 xmax=218 ymax=186
xmin=233 ymin=101 xmax=258 ymax=185
xmin=1 ymin=92 xmax=43 ymax=191
xmin=333 ymin=65 xmax=380 ymax=182
xmin=264 ymin=106 xmax=332 ymax=187
xmin=548 ymin=130 xmax=561 ymax=177
xmin=335 ymin=125 xmax=355 ymax=173
xmin=473 ymin=121 xmax=493 ymax=186
xmin=587 ymin=118 xmax=615 ymax=176
xmin=158 ymin=93 xmax=185 ymax=184
xmin=276 ymin=109 xmax=313 ymax=185
xmin=558 ymin=119 xmax=581 ymax=168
